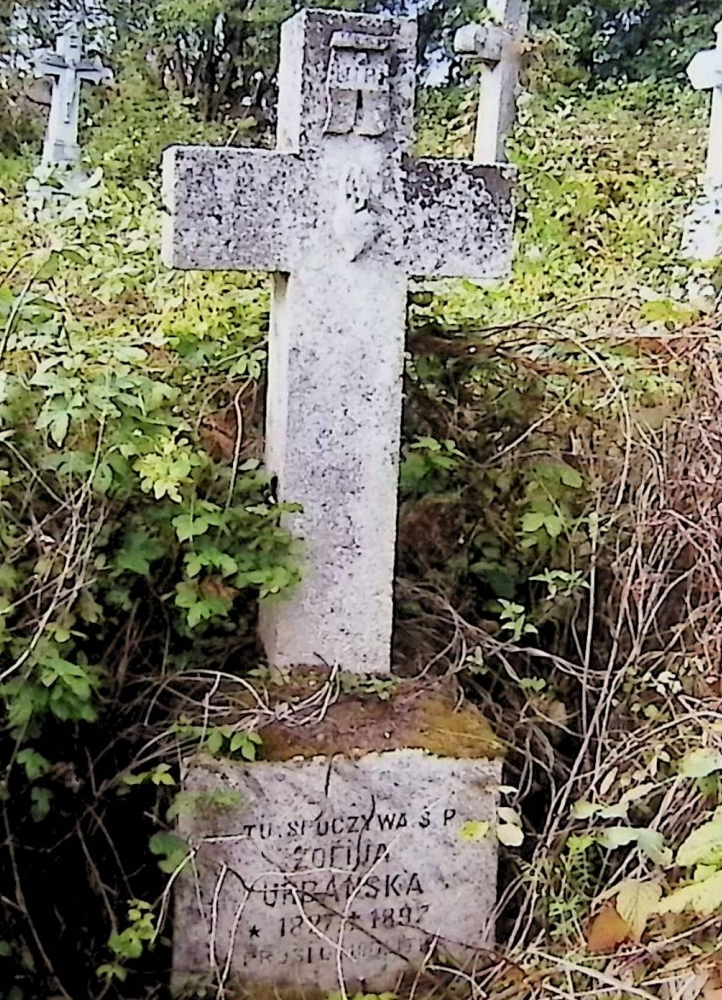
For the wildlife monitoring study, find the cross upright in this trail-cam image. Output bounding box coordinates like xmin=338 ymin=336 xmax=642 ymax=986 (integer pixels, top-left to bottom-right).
xmin=688 ymin=21 xmax=722 ymax=187
xmin=163 ymin=8 xmax=514 ymax=676
xmin=33 ymin=21 xmax=112 ymax=167
xmin=455 ymin=0 xmax=529 ymax=164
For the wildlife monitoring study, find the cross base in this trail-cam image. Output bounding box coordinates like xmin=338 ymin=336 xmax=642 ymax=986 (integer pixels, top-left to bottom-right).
xmin=43 ymin=139 xmax=81 ymax=166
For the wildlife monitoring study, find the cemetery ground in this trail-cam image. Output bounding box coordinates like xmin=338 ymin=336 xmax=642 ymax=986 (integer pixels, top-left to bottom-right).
xmin=3 ymin=56 xmax=722 ymax=1000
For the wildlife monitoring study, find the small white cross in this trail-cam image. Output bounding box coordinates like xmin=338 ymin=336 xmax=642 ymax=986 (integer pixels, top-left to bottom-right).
xmin=32 ymin=21 xmax=112 ymax=167
xmin=688 ymin=21 xmax=722 ymax=186
xmin=455 ymin=0 xmax=529 ymax=165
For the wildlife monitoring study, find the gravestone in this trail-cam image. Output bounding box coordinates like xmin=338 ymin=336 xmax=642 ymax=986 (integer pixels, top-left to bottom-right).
xmin=32 ymin=20 xmax=112 ymax=168
xmin=163 ymin=8 xmax=513 ymax=995
xmin=176 ymin=747 xmax=502 ymax=995
xmin=683 ymin=21 xmax=722 ymax=260
xmin=454 ymin=0 xmax=530 ymax=164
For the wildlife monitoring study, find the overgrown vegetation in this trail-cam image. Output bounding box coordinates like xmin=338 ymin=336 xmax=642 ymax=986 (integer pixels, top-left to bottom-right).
xmin=2 ymin=5 xmax=722 ymax=1000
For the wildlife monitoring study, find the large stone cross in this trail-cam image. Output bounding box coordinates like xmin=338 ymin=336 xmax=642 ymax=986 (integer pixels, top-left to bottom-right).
xmin=455 ymin=0 xmax=529 ymax=164
xmin=163 ymin=8 xmax=514 ymax=675
xmin=32 ymin=21 xmax=112 ymax=167
xmin=688 ymin=21 xmax=722 ymax=186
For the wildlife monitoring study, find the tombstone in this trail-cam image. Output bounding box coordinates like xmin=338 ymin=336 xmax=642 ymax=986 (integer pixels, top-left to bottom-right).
xmin=683 ymin=21 xmax=722 ymax=260
xmin=32 ymin=20 xmax=112 ymax=168
xmin=163 ymin=8 xmax=513 ymax=995
xmin=455 ymin=0 xmax=530 ymax=164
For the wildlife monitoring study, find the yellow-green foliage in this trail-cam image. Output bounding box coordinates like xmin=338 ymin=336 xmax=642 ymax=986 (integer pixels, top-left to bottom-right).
xmin=0 ymin=69 xmax=720 ymax=999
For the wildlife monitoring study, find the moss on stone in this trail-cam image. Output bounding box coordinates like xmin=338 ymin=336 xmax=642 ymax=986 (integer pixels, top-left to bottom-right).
xmin=222 ymin=669 xmax=504 ymax=763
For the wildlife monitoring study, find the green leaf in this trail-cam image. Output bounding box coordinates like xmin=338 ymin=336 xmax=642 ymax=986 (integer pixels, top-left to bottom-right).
xmin=115 ymin=532 xmax=164 ymax=576
xmin=521 ymin=511 xmax=546 ymax=533
xmin=659 ymin=870 xmax=722 ymax=916
xmin=637 ymin=828 xmax=673 ymax=867
xmin=17 ymin=748 xmax=50 ymax=781
xmin=559 ymin=465 xmax=582 ymax=488
xmin=598 ymin=826 xmax=641 ymax=849
xmin=676 ymin=813 xmax=722 ymax=868
xmin=572 ymin=800 xmax=600 ymax=820
xmin=678 ymin=749 xmax=722 ymax=779
xmin=459 ymin=820 xmax=491 ymax=842
xmin=205 ymin=729 xmax=225 ymax=754
xmin=229 ymin=731 xmax=261 ymax=760
xmin=97 ymin=962 xmax=128 ymax=982
xmin=49 ymin=410 xmax=70 ymax=447
xmin=172 ymin=513 xmax=210 ymax=543
xmin=543 ymin=514 xmax=564 ymax=538
xmin=30 ymin=786 xmax=52 ymax=822
xmin=148 ymin=832 xmax=190 ymax=874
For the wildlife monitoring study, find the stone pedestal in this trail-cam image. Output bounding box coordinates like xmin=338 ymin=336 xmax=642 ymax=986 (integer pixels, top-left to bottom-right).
xmin=172 ymin=749 xmax=502 ymax=997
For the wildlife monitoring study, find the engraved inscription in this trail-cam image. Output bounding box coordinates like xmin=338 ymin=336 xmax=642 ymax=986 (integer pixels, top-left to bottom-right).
xmin=324 ymin=31 xmax=391 ymax=136
xmin=175 ymin=753 xmax=501 ymax=992
xmin=225 ymin=801 xmax=449 ymax=972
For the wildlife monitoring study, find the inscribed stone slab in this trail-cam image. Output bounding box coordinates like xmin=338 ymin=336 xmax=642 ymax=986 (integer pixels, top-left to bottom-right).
xmin=173 ymin=750 xmax=502 ymax=995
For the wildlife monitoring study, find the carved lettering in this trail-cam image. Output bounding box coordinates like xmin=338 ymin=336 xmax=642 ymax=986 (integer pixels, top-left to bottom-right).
xmin=324 ymin=31 xmax=391 ymax=137
xmin=187 ymin=767 xmax=495 ymax=984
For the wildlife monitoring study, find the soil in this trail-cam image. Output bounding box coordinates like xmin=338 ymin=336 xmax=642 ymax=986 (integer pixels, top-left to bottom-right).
xmin=224 ymin=669 xmax=505 ymax=762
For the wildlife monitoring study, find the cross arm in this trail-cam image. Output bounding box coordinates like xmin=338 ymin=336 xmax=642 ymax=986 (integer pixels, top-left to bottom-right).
xmin=33 ymin=50 xmax=112 ymax=85
xmin=33 ymin=48 xmax=63 ymax=78
xmin=77 ymin=60 xmax=113 ymax=85
xmin=162 ymin=147 xmax=305 ymax=272
xmin=688 ymin=48 xmax=722 ymax=90
xmin=455 ymin=23 xmax=511 ymax=63
xmin=402 ymin=159 xmax=515 ymax=280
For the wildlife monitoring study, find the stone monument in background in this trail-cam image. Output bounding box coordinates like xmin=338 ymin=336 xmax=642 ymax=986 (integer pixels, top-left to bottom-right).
xmin=163 ymin=8 xmax=515 ymax=996
xmin=455 ymin=0 xmax=530 ymax=165
xmin=32 ymin=20 xmax=112 ymax=169
xmin=683 ymin=21 xmax=722 ymax=260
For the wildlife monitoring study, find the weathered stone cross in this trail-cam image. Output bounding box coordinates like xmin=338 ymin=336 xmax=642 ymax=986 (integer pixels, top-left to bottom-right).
xmin=166 ymin=10 xmax=511 ymax=994
xmin=164 ymin=8 xmax=514 ymax=677
xmin=32 ymin=20 xmax=112 ymax=167
xmin=455 ymin=0 xmax=529 ymax=164
xmin=683 ymin=21 xmax=722 ymax=259
xmin=688 ymin=21 xmax=722 ymax=187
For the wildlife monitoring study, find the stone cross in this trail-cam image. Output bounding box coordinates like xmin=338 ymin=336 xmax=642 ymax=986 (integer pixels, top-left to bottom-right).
xmin=683 ymin=21 xmax=722 ymax=259
xmin=32 ymin=21 xmax=112 ymax=167
xmin=455 ymin=0 xmax=529 ymax=164
xmin=164 ymin=10 xmax=512 ymax=994
xmin=688 ymin=21 xmax=722 ymax=186
xmin=164 ymin=9 xmax=514 ymax=677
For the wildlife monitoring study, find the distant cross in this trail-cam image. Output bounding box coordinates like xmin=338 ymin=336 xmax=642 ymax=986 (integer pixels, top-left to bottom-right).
xmin=688 ymin=21 xmax=722 ymax=186
xmin=163 ymin=9 xmax=514 ymax=675
xmin=32 ymin=21 xmax=112 ymax=167
xmin=455 ymin=0 xmax=530 ymax=164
